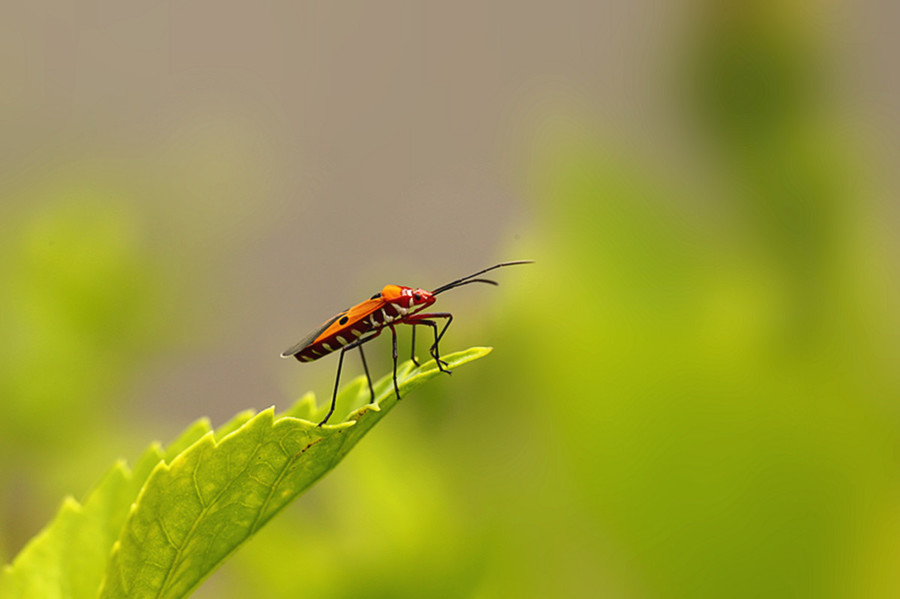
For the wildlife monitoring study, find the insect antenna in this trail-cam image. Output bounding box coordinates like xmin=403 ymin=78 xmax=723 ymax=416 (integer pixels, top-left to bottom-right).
xmin=433 ymin=278 xmax=499 ymax=294
xmin=431 ymin=260 xmax=533 ymax=296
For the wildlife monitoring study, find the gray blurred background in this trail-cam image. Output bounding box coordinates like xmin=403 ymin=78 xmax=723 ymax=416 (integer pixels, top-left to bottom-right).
xmin=3 ymin=2 xmax=900 ymax=597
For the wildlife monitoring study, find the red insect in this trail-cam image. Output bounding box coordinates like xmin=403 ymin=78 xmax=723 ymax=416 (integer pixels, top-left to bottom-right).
xmin=282 ymin=260 xmax=532 ymax=425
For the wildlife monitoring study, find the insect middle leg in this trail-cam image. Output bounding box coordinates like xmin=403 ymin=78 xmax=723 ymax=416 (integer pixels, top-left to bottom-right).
xmin=408 ymin=323 xmax=432 ymax=367
xmin=410 ymin=325 xmax=420 ymax=366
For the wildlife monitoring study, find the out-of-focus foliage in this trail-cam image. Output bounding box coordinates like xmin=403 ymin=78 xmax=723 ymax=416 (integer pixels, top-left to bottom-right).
xmin=1 ymin=194 xmax=165 ymax=435
xmin=488 ymin=138 xmax=899 ymax=597
xmin=485 ymin=6 xmax=900 ymax=598
xmin=0 ymin=181 xmax=184 ymax=562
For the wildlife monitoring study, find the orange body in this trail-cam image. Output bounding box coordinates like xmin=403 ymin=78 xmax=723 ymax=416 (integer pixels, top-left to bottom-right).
xmin=281 ymin=284 xmax=435 ymax=362
xmin=280 ymin=260 xmax=532 ymax=425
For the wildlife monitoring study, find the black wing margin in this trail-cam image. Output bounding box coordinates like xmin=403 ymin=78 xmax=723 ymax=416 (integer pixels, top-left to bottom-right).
xmin=280 ymin=312 xmax=344 ymax=357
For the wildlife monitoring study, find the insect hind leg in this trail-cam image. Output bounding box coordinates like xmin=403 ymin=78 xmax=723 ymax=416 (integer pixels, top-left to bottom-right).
xmin=389 ymin=324 xmax=401 ymax=401
xmin=319 ymin=347 xmax=348 ymax=426
xmin=319 ymin=331 xmax=381 ymax=426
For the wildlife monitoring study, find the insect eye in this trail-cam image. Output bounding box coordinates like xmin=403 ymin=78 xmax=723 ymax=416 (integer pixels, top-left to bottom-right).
xmin=413 ymin=293 xmax=421 ymax=302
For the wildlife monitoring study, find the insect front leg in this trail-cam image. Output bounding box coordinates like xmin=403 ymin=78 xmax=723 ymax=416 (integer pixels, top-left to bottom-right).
xmin=406 ymin=313 xmax=453 ymax=374
xmin=319 ymin=331 xmax=381 ymax=426
xmin=410 ymin=320 xmax=448 ymax=374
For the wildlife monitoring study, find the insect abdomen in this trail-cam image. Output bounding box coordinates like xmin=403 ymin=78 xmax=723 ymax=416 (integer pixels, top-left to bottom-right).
xmin=365 ymin=301 xmax=406 ymax=327
xmin=291 ymin=300 xmax=409 ymax=363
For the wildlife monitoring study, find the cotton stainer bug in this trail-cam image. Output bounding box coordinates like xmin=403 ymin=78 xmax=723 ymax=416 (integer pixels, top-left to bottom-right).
xmin=281 ymin=260 xmax=533 ymax=425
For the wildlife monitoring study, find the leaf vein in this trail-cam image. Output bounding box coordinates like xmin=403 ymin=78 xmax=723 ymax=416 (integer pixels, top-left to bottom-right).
xmin=157 ymin=516 xmax=179 ymax=550
xmin=250 ymin=436 xmax=324 ymax=533
xmin=191 ymin=462 xmax=206 ymax=508
xmin=156 ymin=441 xmax=267 ymax=598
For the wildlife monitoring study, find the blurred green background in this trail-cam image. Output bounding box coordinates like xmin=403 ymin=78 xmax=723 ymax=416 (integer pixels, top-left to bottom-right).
xmin=2 ymin=1 xmax=899 ymax=597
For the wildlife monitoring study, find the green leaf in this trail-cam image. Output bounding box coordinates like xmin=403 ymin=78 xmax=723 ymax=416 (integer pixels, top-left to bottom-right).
xmin=1 ymin=347 xmax=490 ymax=599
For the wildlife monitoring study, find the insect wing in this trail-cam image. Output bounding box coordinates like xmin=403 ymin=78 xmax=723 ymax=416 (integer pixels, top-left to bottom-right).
xmin=280 ymin=297 xmax=386 ymax=358
xmin=317 ymin=297 xmax=385 ymax=339
xmin=281 ymin=312 xmax=344 ymax=357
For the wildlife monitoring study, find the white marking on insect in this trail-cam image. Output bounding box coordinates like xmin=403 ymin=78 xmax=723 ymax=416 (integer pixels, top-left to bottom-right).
xmin=351 ymin=329 xmax=363 ymax=338
xmin=322 ymin=342 xmax=332 ymax=351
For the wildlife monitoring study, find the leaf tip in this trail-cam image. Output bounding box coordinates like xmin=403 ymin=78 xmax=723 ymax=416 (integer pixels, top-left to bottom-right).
xmin=60 ymin=495 xmax=83 ymax=514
